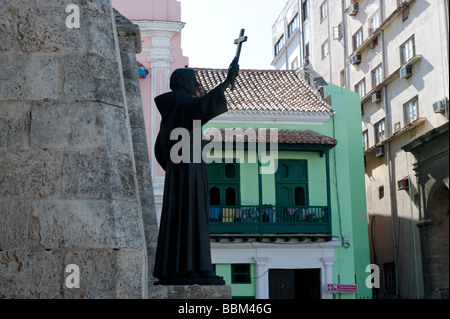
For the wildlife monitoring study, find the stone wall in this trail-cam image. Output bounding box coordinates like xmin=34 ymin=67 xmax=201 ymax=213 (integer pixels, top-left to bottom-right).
xmin=0 ymin=0 xmax=150 ymax=298
xmin=114 ymin=8 xmax=158 ymax=283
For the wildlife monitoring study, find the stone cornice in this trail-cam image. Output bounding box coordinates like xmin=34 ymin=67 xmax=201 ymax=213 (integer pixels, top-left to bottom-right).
xmin=131 ymin=19 xmax=185 ymax=38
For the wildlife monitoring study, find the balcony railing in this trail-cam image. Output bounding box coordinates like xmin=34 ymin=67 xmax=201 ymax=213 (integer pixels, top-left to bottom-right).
xmin=209 ymin=205 xmax=330 ymax=235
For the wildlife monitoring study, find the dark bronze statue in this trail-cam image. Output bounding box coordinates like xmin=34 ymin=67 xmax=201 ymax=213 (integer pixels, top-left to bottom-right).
xmin=153 ymin=58 xmax=240 ymax=285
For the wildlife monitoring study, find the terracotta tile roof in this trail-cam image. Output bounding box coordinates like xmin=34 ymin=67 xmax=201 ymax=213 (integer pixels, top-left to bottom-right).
xmin=203 ymin=128 xmax=337 ymax=146
xmin=194 ymin=68 xmax=333 ymax=115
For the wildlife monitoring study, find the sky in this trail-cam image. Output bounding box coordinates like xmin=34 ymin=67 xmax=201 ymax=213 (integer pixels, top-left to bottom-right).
xmin=179 ymin=0 xmax=288 ymax=70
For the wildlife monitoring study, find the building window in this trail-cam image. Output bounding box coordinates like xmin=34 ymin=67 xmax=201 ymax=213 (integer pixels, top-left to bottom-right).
xmin=302 ymin=0 xmax=309 ymax=22
xmin=275 ymin=35 xmax=285 ymax=56
xmin=333 ymin=23 xmax=343 ymax=40
xmin=340 ymin=69 xmax=345 ymax=87
xmin=354 ymin=78 xmax=365 ymax=98
xmin=375 ymin=119 xmax=386 ymax=144
xmin=288 ymin=14 xmax=299 ymax=38
xmin=402 ymin=5 xmax=410 ymax=21
xmin=321 ymin=39 xmax=329 ymax=59
xmin=294 ymin=187 xmax=306 ymax=206
xmin=369 ymin=11 xmax=381 ymax=35
xmin=404 ymin=96 xmax=419 ymax=125
xmin=378 ymin=186 xmax=384 ymax=199
xmin=275 ymin=159 xmax=308 ymax=208
xmin=353 ymin=27 xmax=363 ymax=51
xmin=400 ymin=35 xmax=415 ymax=65
xmin=304 ymin=42 xmax=310 ymax=58
xmin=320 ymin=1 xmax=328 ymax=21
xmin=371 ymin=64 xmax=383 ymax=88
xmin=231 ymin=264 xmax=251 ymax=284
xmin=291 ymin=57 xmax=299 ymax=70
xmin=363 ymin=130 xmax=369 ymax=151
xmin=208 ymin=162 xmax=240 ymax=208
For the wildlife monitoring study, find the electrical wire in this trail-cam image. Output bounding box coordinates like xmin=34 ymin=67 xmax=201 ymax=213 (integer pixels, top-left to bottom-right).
xmin=332 ymin=115 xmax=350 ymax=249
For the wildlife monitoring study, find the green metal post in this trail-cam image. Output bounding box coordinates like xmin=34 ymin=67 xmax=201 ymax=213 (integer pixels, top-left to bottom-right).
xmin=325 ymin=150 xmax=332 ymax=234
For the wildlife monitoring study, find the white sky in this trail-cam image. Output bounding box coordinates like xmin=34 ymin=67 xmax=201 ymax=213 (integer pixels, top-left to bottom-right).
xmin=179 ymin=0 xmax=288 ymax=70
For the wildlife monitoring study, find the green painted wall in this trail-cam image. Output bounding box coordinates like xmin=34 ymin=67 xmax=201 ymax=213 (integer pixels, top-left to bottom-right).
xmin=214 ymin=264 xmax=256 ymax=298
xmin=324 ymin=84 xmax=371 ymax=299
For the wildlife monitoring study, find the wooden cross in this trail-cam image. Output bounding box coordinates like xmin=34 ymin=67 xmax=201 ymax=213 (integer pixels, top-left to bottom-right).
xmin=232 ymin=29 xmax=247 ymax=90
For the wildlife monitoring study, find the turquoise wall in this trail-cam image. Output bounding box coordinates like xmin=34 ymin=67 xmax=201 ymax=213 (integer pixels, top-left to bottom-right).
xmin=214 ymin=264 xmax=256 ymax=298
xmin=323 ymin=84 xmax=371 ymax=299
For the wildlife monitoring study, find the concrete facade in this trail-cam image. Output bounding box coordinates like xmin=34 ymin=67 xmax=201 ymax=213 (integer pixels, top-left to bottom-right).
xmin=272 ymin=0 xmax=449 ymax=298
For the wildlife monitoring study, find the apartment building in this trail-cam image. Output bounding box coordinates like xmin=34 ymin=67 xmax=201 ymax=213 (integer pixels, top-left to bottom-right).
xmin=272 ymin=0 xmax=449 ymax=299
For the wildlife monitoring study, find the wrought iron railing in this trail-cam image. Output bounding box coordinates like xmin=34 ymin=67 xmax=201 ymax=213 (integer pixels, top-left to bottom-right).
xmin=209 ymin=205 xmax=330 ymax=234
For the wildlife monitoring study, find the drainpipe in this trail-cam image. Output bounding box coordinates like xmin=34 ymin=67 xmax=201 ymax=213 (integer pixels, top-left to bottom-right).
xmin=284 ymin=17 xmax=289 ymax=70
xmin=298 ymin=0 xmax=304 ymax=68
xmin=326 ymin=1 xmax=332 ymax=83
xmin=381 ymin=27 xmax=399 ymax=296
xmin=341 ymin=0 xmax=348 ymax=88
xmin=257 ymin=142 xmax=263 ymax=234
xmin=436 ymin=0 xmax=450 ymax=121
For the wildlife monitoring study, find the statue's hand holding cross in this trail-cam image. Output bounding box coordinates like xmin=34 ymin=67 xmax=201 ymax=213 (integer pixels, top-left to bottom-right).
xmin=229 ymin=29 xmax=247 ymax=91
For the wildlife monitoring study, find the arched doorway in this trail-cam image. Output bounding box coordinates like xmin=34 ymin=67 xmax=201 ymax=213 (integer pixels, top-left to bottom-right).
xmin=419 ymin=182 xmax=449 ymax=299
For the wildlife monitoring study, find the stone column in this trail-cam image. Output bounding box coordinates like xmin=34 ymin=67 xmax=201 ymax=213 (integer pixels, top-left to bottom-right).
xmin=253 ymin=257 xmax=269 ymax=299
xmin=321 ymin=257 xmax=337 ymax=299
xmin=0 ymin=0 xmax=147 ymax=298
xmin=115 ymin=9 xmax=159 ymax=284
xmin=133 ymin=20 xmax=186 ymax=222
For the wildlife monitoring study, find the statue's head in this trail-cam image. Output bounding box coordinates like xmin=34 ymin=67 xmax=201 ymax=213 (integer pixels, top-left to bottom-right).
xmin=170 ymin=68 xmax=199 ymax=96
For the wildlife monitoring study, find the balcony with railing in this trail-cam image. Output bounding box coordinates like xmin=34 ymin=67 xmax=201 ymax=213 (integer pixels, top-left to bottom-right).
xmin=209 ymin=205 xmax=331 ymax=235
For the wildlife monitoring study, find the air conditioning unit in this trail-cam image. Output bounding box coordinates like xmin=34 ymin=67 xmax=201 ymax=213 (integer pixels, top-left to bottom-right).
xmin=375 ymin=146 xmax=385 ymax=157
xmin=433 ymin=99 xmax=447 ymax=113
xmin=400 ymin=65 xmax=412 ymax=79
xmin=349 ymin=3 xmax=359 ymax=16
xmin=351 ymin=53 xmax=361 ymax=65
xmin=397 ymin=177 xmax=409 ymax=190
xmin=372 ymin=92 xmax=381 ymax=103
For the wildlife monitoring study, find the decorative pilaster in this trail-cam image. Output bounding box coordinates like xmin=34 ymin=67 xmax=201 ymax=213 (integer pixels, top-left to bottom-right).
xmin=132 ymin=20 xmax=185 ymax=211
xmin=321 ymin=257 xmax=337 ymax=299
xmin=253 ymin=257 xmax=270 ymax=299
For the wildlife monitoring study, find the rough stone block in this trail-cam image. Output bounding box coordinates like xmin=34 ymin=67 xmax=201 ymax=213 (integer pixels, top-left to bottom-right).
xmin=64 ymin=53 xmax=124 ymax=106
xmin=30 ymin=102 xmax=103 ymax=149
xmin=35 ymin=0 xmax=113 ymax=16
xmin=0 ymin=150 xmax=60 ymax=199
xmin=148 ymin=285 xmax=232 ymax=299
xmin=33 ymin=199 xmax=144 ymax=249
xmin=62 ymin=150 xmax=136 ymax=199
xmin=132 ymin=128 xmax=150 ymax=149
xmin=0 ymin=7 xmax=14 ymax=52
xmin=29 ymin=102 xmax=132 ymax=153
xmin=63 ymin=249 xmax=145 ymax=299
xmin=0 ymin=101 xmax=31 ymax=149
xmin=2 ymin=3 xmax=115 ymax=58
xmin=0 ymin=200 xmax=32 ymax=250
xmin=0 ymin=54 xmax=59 ymax=101
xmin=101 ymin=103 xmax=133 ymax=154
xmin=16 ymin=7 xmax=69 ymax=53
xmin=0 ymin=250 xmax=62 ymax=299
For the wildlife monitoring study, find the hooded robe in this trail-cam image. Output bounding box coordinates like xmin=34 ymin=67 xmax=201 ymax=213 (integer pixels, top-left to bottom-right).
xmin=153 ymin=84 xmax=228 ymax=281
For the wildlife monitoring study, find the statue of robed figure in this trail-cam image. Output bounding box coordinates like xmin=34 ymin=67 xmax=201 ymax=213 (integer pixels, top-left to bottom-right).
xmin=153 ymin=53 xmax=241 ymax=285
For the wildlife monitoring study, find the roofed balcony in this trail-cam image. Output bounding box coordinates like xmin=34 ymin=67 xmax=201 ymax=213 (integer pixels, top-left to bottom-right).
xmin=209 ymin=205 xmax=330 ymax=235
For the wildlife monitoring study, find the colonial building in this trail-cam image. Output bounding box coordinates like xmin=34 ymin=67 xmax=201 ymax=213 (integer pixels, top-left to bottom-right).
xmin=272 ymin=0 xmax=449 ymax=298
xmin=196 ymin=67 xmax=371 ymax=299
